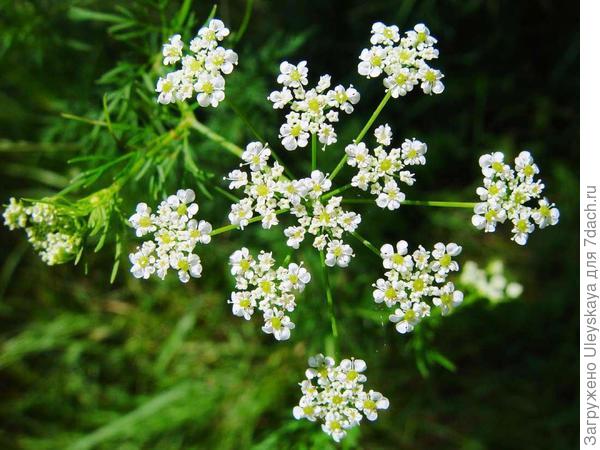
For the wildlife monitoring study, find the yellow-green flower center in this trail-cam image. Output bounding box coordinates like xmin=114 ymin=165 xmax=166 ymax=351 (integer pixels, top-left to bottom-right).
xmin=379 ymin=158 xmax=392 ymax=172
xmin=364 ymin=399 xmax=377 ymax=410
xmin=139 ymin=216 xmax=152 ymax=228
xmin=412 ymin=278 xmax=425 ymax=292
xmin=201 ymin=82 xmax=214 ymax=94
xmin=256 ymin=184 xmax=269 ymax=197
xmin=440 ymin=254 xmax=452 ymax=267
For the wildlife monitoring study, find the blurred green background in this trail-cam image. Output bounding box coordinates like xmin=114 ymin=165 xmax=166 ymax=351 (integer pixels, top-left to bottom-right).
xmin=0 ymin=0 xmax=578 ymax=449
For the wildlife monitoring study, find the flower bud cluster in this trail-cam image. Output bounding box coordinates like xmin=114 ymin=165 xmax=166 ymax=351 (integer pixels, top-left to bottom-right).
xmin=3 ymin=198 xmax=82 ymax=266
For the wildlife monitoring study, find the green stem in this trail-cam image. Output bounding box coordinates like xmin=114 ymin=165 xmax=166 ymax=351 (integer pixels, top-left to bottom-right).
xmin=350 ymin=231 xmax=381 ymax=257
xmin=342 ymin=198 xmax=477 ymax=209
xmin=329 ymin=90 xmax=392 ymax=182
xmin=321 ymin=183 xmax=351 ymax=200
xmin=319 ymin=250 xmax=339 ymax=352
xmin=187 ymin=116 xmax=243 ymax=158
xmin=311 ymin=133 xmax=317 ymax=171
xmin=209 ymin=208 xmax=289 ymax=236
xmin=213 ymin=185 xmax=240 ymax=203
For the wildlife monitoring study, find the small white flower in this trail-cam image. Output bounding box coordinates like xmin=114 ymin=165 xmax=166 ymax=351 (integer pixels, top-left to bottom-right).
xmin=380 ymin=240 xmax=413 ymax=272
xmin=129 ymin=202 xmax=155 ymax=237
xmin=325 ymin=240 xmax=354 ymax=268
xmin=242 ymin=142 xmax=271 ymax=171
xmin=419 ymin=67 xmax=444 ymax=94
xmin=357 ymin=390 xmax=389 ymax=421
xmin=374 ymin=124 xmax=393 ymax=146
xmin=281 ymin=263 xmax=311 ymax=291
xmin=169 ymin=252 xmax=202 ymax=283
xmin=2 ymin=198 xmax=28 ymax=230
xmin=226 ymin=169 xmax=248 ymax=189
xmin=358 ymin=46 xmax=387 ymax=78
xmin=371 ymin=22 xmax=400 ymax=45
xmin=532 ymin=198 xmax=560 ymax=228
xmin=230 ymin=291 xmax=256 ymax=320
xmin=472 ymin=201 xmax=507 ymax=232
xmin=197 ymin=19 xmax=230 ymax=48
xmin=432 ymin=282 xmax=463 ymax=315
xmin=401 ymin=138 xmax=427 ymax=165
xmin=375 ymin=180 xmax=405 ymax=210
xmin=162 ymin=34 xmax=183 ymax=65
xmin=156 ymin=72 xmax=181 ymax=104
xmin=194 ymin=73 xmax=225 ymax=107
xmin=280 ymin=114 xmax=310 ymax=150
xmin=389 ymin=303 xmax=429 ymax=334
xmin=205 ymin=46 xmax=238 ymax=74
xmin=383 ymin=67 xmax=417 ymax=98
xmin=510 ymin=209 xmax=534 ymax=245
xmin=431 ymin=242 xmax=462 ymax=277
xmin=268 ymin=88 xmax=293 ymax=108
xmin=277 ymin=61 xmax=309 ymax=88
xmin=262 ymin=309 xmax=294 ymax=340
xmin=129 ymin=242 xmax=156 ymax=279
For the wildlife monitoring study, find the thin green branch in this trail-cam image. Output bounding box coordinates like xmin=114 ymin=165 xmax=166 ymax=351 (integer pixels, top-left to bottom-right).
xmin=342 ymin=198 xmax=477 ymax=209
xmin=187 ymin=116 xmax=243 ymax=158
xmin=319 ymin=250 xmax=339 ymax=353
xmin=321 ymin=183 xmax=351 ymax=200
xmin=350 ymin=231 xmax=381 ymax=257
xmin=329 ymin=89 xmax=392 ymax=182
xmin=311 ymin=133 xmax=317 ymax=171
xmin=209 ymin=208 xmax=289 ymax=236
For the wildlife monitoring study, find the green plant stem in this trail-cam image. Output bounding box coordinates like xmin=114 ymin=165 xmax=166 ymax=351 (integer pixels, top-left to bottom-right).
xmin=187 ymin=116 xmax=243 ymax=158
xmin=225 ymin=99 xmax=295 ymax=179
xmin=311 ymin=133 xmax=317 ymax=171
xmin=350 ymin=231 xmax=381 ymax=257
xmin=213 ymin=185 xmax=240 ymax=203
xmin=329 ymin=90 xmax=392 ymax=182
xmin=209 ymin=208 xmax=289 ymax=237
xmin=321 ymin=183 xmax=351 ymax=200
xmin=342 ymin=198 xmax=477 ymax=208
xmin=319 ymin=250 xmax=338 ymax=354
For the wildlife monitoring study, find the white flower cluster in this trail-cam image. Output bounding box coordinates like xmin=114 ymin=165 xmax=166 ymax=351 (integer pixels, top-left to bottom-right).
xmin=268 ymin=61 xmax=360 ymax=150
xmin=293 ymin=354 xmax=389 ymax=442
xmin=156 ymin=19 xmax=238 ymax=107
xmin=227 ymin=142 xmax=361 ymax=267
xmin=228 ymin=247 xmax=311 ymax=340
xmin=345 ymin=123 xmax=427 ymax=210
xmin=358 ymin=22 xmax=444 ymax=97
xmin=3 ymin=198 xmax=82 ymax=266
xmin=373 ymin=241 xmax=464 ymax=333
xmin=472 ymin=151 xmax=560 ymax=245
xmin=460 ymin=260 xmax=523 ymax=303
xmin=128 ymin=189 xmax=212 ymax=282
